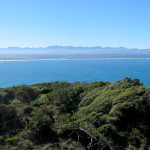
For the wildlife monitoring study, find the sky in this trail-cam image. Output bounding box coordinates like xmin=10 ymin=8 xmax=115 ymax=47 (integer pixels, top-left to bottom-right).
xmin=0 ymin=0 xmax=150 ymax=49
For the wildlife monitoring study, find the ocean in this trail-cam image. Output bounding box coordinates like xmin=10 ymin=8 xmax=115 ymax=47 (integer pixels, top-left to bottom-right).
xmin=0 ymin=59 xmax=150 ymax=88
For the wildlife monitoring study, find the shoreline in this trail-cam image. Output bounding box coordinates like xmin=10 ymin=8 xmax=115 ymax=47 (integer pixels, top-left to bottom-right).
xmin=1 ymin=58 xmax=150 ymax=61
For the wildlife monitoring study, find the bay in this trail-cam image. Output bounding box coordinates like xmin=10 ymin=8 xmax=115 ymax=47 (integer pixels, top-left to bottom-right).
xmin=0 ymin=59 xmax=150 ymax=88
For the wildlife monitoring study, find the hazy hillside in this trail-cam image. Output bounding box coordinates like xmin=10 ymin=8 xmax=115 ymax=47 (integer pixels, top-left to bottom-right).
xmin=1 ymin=78 xmax=150 ymax=149
xmin=1 ymin=46 xmax=150 ymax=59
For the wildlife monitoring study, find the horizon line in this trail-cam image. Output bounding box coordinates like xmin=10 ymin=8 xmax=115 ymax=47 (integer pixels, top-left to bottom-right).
xmin=0 ymin=45 xmax=150 ymax=50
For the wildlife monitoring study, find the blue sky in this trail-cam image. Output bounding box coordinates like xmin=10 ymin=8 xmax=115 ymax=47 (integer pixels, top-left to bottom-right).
xmin=0 ymin=0 xmax=150 ymax=48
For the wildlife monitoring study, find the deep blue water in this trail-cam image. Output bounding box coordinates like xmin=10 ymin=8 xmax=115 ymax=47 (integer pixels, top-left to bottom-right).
xmin=0 ymin=59 xmax=150 ymax=88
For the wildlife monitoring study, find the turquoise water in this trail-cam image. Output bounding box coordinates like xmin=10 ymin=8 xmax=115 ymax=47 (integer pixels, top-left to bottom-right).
xmin=0 ymin=59 xmax=150 ymax=88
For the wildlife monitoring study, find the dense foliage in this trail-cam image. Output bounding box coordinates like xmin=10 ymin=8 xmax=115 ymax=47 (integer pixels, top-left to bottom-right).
xmin=0 ymin=78 xmax=150 ymax=150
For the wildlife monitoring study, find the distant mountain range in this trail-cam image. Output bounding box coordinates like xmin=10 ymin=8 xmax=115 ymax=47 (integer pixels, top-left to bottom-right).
xmin=0 ymin=46 xmax=150 ymax=60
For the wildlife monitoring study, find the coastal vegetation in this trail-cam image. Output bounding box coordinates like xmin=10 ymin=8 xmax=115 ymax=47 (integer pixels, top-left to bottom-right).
xmin=0 ymin=77 xmax=150 ymax=149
